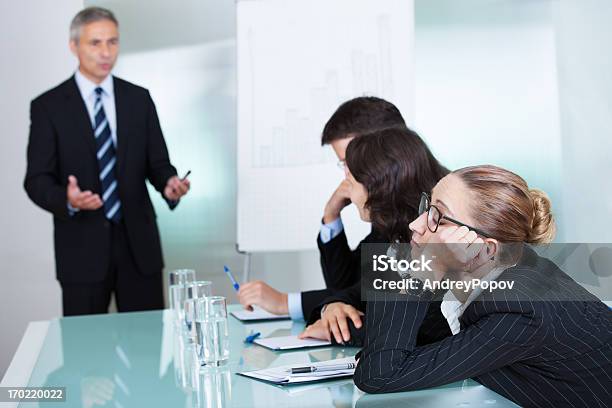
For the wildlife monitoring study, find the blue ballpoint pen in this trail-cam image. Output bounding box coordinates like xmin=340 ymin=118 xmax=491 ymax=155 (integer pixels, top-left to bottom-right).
xmin=244 ymin=331 xmax=261 ymax=343
xmin=224 ymin=265 xmax=240 ymax=292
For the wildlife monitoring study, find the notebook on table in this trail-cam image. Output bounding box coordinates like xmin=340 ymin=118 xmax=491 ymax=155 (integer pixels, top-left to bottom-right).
xmin=253 ymin=335 xmax=332 ymax=350
xmin=230 ymin=306 xmax=290 ymax=322
xmin=237 ymin=356 xmax=356 ymax=385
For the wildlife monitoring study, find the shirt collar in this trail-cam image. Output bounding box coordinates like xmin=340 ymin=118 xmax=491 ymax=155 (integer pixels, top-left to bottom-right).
xmin=441 ymin=264 xmax=509 ymax=318
xmin=74 ymin=69 xmax=114 ymax=100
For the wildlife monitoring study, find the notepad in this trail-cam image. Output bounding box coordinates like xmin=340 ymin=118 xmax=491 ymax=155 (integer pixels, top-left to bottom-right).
xmin=253 ymin=335 xmax=331 ymax=350
xmin=230 ymin=306 xmax=290 ymax=322
xmin=237 ymin=356 xmax=356 ymax=385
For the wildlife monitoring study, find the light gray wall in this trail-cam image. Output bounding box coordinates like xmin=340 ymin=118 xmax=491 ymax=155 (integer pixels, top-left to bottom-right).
xmin=414 ymin=0 xmax=563 ymax=238
xmin=554 ymin=0 xmax=612 ymax=242
xmin=0 ymin=0 xmax=84 ymax=379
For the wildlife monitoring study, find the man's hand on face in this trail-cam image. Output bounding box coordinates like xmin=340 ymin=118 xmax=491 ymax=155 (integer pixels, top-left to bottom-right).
xmin=323 ymin=179 xmax=352 ymax=223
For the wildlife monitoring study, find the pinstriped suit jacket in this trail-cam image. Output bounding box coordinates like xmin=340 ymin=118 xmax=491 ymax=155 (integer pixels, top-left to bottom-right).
xmin=353 ymin=246 xmax=612 ymax=407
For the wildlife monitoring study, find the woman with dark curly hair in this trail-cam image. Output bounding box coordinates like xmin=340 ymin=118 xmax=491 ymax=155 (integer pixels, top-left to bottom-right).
xmin=300 ymin=127 xmax=449 ymax=343
xmin=344 ymin=127 xmax=448 ymax=242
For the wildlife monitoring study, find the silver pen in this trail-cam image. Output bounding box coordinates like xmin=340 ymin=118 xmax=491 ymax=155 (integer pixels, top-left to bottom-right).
xmin=289 ymin=362 xmax=356 ymax=374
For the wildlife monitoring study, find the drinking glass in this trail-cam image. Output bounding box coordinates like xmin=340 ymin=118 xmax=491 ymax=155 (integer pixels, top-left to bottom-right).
xmin=184 ymin=280 xmax=212 ymax=334
xmin=194 ymin=296 xmax=230 ymax=366
xmin=168 ymin=269 xmax=196 ymax=323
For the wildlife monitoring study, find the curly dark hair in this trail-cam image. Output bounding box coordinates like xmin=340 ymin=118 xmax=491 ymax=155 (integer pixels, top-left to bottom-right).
xmin=346 ymin=127 xmax=448 ymax=242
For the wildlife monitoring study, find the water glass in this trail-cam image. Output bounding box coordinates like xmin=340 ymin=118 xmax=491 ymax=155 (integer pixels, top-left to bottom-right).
xmin=194 ymin=296 xmax=230 ymax=366
xmin=168 ymin=268 xmax=196 ymax=287
xmin=184 ymin=281 xmax=213 ymax=333
xmin=168 ymin=269 xmax=196 ymax=322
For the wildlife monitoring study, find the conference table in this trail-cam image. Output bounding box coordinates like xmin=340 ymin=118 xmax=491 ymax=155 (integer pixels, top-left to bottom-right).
xmin=3 ymin=305 xmax=518 ymax=407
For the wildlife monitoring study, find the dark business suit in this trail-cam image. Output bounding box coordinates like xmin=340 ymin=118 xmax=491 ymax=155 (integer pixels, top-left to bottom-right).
xmin=318 ymin=229 xmax=373 ymax=290
xmin=24 ymin=75 xmax=177 ymax=315
xmin=353 ymin=246 xmax=612 ymax=407
xmin=304 ymin=229 xmax=452 ymax=335
xmin=298 ymin=229 xmax=378 ymax=322
xmin=306 ymin=232 xmax=416 ymax=326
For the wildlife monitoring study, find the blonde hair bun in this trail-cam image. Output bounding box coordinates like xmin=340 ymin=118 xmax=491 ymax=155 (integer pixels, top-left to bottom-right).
xmin=528 ymin=188 xmax=556 ymax=244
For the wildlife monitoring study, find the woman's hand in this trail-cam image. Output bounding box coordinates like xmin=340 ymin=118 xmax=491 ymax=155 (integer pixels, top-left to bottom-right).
xmin=321 ymin=302 xmax=364 ymax=344
xmin=299 ymin=303 xmax=365 ymax=343
xmin=298 ymin=319 xmax=330 ymax=341
xmin=416 ymin=225 xmax=490 ymax=281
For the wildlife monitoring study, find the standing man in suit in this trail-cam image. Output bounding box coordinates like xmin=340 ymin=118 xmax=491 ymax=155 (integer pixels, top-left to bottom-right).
xmin=24 ymin=7 xmax=190 ymax=316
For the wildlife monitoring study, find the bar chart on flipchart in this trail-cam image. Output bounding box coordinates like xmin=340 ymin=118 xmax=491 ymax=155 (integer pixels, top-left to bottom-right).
xmin=237 ymin=0 xmax=414 ymax=251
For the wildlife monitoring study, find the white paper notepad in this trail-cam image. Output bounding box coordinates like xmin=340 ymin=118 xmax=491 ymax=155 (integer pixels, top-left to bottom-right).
xmin=238 ymin=356 xmax=356 ymax=385
xmin=230 ymin=306 xmax=290 ymax=322
xmin=253 ymin=335 xmax=331 ymax=350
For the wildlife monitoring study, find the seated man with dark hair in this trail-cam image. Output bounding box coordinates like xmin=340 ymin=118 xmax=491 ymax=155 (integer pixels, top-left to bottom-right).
xmin=238 ymin=97 xmax=406 ymax=323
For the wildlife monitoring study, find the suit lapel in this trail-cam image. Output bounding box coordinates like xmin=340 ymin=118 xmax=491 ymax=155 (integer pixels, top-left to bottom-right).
xmin=65 ymin=77 xmax=97 ymax=157
xmin=113 ymin=78 xmax=128 ymax=177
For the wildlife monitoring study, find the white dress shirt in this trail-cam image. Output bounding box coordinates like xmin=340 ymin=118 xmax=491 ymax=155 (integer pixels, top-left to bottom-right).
xmin=440 ymin=266 xmax=507 ymax=335
xmin=74 ymin=70 xmax=117 ymax=146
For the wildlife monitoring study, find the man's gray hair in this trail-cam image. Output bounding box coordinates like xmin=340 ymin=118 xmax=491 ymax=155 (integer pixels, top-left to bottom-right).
xmin=70 ymin=7 xmax=118 ymax=42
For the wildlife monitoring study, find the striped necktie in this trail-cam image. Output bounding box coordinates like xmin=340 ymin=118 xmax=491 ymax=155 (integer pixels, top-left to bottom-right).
xmin=94 ymin=87 xmax=122 ymax=223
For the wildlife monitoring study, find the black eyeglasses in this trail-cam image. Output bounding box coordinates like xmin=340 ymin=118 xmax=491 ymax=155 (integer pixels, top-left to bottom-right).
xmin=418 ymin=192 xmax=492 ymax=238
